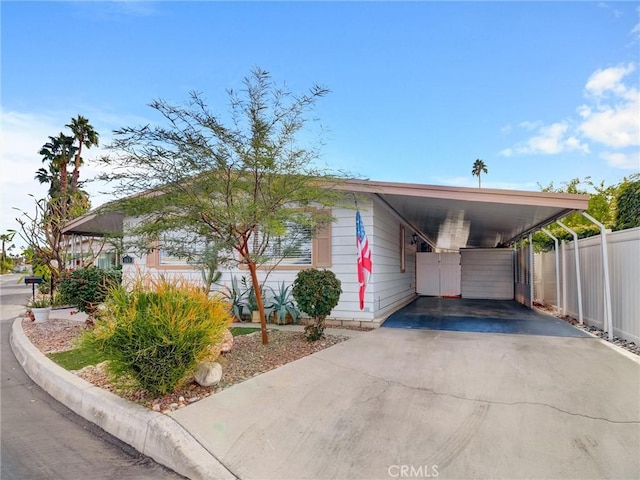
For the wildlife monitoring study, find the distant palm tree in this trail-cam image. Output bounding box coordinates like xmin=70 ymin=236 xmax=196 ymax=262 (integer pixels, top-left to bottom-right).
xmin=1 ymin=231 xmax=15 ymax=264
xmin=39 ymin=133 xmax=76 ymax=206
xmin=67 ymin=115 xmax=99 ymax=191
xmin=472 ymin=159 xmax=488 ymax=188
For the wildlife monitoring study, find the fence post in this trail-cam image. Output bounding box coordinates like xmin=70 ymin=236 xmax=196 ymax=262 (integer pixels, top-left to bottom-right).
xmin=557 ymin=221 xmax=583 ymax=325
xmin=541 ymin=228 xmax=561 ymax=315
xmin=581 ymin=212 xmax=614 ymax=341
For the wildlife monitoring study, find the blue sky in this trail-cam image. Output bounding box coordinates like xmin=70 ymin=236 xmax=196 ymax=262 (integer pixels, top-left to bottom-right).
xmin=2 ymin=1 xmax=639 ymax=247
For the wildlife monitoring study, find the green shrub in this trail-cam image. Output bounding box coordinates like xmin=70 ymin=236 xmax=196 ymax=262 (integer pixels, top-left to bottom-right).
xmin=292 ymin=269 xmax=342 ymax=341
xmin=80 ymin=277 xmax=232 ymax=396
xmin=615 ymin=179 xmax=640 ymax=230
xmin=58 ymin=266 xmax=122 ymax=314
xmin=0 ymin=258 xmax=13 ymax=274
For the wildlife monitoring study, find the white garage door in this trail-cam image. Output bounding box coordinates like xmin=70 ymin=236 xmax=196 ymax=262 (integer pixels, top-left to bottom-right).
xmin=461 ymin=249 xmax=514 ymax=300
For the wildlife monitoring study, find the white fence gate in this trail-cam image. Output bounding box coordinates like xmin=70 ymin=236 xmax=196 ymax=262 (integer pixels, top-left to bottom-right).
xmin=416 ymin=252 xmax=461 ymax=297
xmin=534 ymin=227 xmax=640 ymax=344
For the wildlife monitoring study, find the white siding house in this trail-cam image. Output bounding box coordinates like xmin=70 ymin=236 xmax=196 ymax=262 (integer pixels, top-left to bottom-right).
xmin=64 ymin=179 xmax=589 ymax=325
xmin=119 ymin=194 xmax=417 ymax=325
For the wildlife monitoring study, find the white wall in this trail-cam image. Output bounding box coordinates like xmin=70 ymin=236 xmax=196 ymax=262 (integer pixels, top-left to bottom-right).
xmin=120 ymin=196 xmax=411 ymax=323
xmin=370 ymin=196 xmax=417 ymax=319
xmin=461 ymin=249 xmax=514 ymax=300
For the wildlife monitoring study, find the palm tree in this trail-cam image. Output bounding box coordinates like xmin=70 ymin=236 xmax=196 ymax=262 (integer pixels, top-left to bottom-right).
xmin=39 ymin=133 xmax=76 ymax=207
xmin=472 ymin=159 xmax=488 ymax=188
xmin=67 ymin=115 xmax=99 ymax=191
xmin=1 ymin=231 xmax=15 ymax=264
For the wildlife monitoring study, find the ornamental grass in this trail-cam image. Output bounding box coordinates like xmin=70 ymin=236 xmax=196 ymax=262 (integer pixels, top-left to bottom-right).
xmin=80 ymin=276 xmax=231 ymax=396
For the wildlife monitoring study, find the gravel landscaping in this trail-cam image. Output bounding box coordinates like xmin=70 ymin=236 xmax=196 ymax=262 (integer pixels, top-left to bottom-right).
xmin=534 ymin=303 xmax=640 ymax=356
xmin=21 ymin=315 xmax=352 ymax=413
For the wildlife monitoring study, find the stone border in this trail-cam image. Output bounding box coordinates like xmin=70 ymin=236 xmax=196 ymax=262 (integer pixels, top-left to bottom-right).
xmin=10 ymin=317 xmax=236 ymax=480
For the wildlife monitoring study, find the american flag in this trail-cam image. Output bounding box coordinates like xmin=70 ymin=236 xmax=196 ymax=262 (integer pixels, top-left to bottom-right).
xmin=356 ymin=210 xmax=372 ymax=310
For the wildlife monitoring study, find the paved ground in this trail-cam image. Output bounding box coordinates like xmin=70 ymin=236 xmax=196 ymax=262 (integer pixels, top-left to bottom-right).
xmin=382 ymin=297 xmax=591 ymax=337
xmin=171 ymin=326 xmax=640 ymax=479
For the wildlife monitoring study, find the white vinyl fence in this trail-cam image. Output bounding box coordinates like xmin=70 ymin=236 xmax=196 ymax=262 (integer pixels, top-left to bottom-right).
xmin=534 ymin=227 xmax=640 ymax=344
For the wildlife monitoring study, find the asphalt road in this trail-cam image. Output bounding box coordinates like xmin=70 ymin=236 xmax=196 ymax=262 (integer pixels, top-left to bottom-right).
xmin=0 ymin=274 xmax=184 ymax=480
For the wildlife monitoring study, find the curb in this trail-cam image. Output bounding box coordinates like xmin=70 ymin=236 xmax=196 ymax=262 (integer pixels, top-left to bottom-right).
xmin=10 ymin=317 xmax=236 ymax=480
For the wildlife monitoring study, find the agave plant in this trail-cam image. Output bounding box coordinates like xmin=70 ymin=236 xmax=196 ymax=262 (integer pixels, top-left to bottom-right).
xmin=265 ymin=281 xmax=300 ymax=325
xmin=222 ymin=276 xmax=247 ymax=322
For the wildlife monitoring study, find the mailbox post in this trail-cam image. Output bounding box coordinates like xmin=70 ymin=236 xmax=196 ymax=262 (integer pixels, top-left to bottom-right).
xmin=24 ymin=276 xmax=44 ymax=303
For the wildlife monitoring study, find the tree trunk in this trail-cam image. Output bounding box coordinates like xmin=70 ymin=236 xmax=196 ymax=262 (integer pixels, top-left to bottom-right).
xmin=246 ymin=259 xmax=269 ymax=345
xmin=71 ymin=141 xmax=83 ymax=191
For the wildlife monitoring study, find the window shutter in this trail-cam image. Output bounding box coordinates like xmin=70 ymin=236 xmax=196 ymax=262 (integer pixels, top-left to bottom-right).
xmin=314 ymin=219 xmax=332 ymax=267
xmin=146 ymin=242 xmax=159 ymax=268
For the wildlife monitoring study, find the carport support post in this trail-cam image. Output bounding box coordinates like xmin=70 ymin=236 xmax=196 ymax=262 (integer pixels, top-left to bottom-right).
xmin=581 ymin=212 xmax=614 ymax=341
xmin=557 ymin=221 xmax=583 ymax=325
xmin=528 ymin=234 xmax=534 ymax=308
xmin=541 ymin=228 xmax=561 ymax=315
xmin=561 ymin=240 xmax=567 ymax=315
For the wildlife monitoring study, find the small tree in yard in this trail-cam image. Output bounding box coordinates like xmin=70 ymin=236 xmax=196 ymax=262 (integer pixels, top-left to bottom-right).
xmin=292 ymin=269 xmax=342 ymax=341
xmin=97 ymin=68 xmax=347 ymax=344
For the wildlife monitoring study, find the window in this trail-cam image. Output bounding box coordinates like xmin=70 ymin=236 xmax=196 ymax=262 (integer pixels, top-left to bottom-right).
xmin=146 ymin=231 xmax=207 ymax=268
xmin=146 ymin=212 xmax=332 ymax=270
xmin=262 ymin=223 xmax=313 ymax=266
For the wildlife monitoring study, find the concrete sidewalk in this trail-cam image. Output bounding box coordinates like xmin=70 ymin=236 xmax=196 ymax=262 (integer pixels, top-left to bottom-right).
xmin=12 ymin=308 xmax=640 ymax=479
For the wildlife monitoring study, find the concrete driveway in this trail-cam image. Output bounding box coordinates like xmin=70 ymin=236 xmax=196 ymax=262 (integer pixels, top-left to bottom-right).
xmin=171 ymin=328 xmax=640 ymax=479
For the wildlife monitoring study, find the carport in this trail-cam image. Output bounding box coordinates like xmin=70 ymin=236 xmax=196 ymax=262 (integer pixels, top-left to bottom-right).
xmin=346 ymin=180 xmax=592 ymax=328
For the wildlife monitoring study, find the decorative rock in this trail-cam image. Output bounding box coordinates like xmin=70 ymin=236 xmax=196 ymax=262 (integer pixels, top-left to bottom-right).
xmin=178 ymin=396 xmax=185 ymax=402
xmin=152 ymin=404 xmax=161 ymax=412
xmin=188 ymin=396 xmax=199 ymax=403
xmin=194 ymin=361 xmax=223 ymax=387
xmin=219 ymin=329 xmax=234 ymax=353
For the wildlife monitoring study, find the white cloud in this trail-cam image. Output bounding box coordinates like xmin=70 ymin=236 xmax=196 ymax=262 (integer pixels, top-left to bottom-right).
xmin=584 ymin=63 xmax=635 ymax=97
xmin=579 ymin=93 xmax=640 ymax=148
xmin=500 ymin=122 xmax=589 ymax=156
xmin=500 ymin=148 xmax=513 ymax=157
xmin=600 ymin=151 xmax=640 ymax=169
xmin=579 ymin=64 xmax=639 ymax=148
xmin=501 ymin=63 xmax=638 ymax=164
xmin=597 ymin=2 xmax=623 ymax=19
xmin=519 ymin=120 xmax=542 ymax=130
xmin=577 ymin=105 xmax=591 ymax=118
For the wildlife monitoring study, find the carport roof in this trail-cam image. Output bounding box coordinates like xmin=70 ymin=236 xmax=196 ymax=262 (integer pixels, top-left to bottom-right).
xmin=62 ymin=211 xmax=123 ymax=237
xmin=63 ymin=179 xmax=589 ymax=251
xmin=343 ymin=179 xmax=589 ymax=250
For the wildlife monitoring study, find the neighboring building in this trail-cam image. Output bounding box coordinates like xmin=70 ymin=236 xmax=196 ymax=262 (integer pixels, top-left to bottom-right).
xmin=63 ymin=179 xmax=589 ymax=325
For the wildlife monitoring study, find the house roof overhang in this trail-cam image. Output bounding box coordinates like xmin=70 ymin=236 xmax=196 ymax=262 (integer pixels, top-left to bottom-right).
xmin=342 ymin=179 xmax=590 ymax=251
xmin=62 ymin=179 xmax=589 ymax=251
xmin=62 ymin=211 xmax=124 ymax=237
